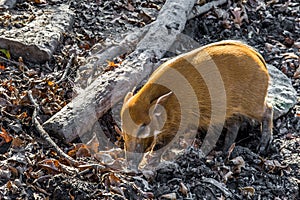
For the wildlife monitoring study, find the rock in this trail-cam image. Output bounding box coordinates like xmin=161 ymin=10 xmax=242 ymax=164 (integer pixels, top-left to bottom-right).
xmin=266 ymin=64 xmax=297 ymax=119
xmin=279 ymin=127 xmax=288 ymax=134
xmin=0 ymin=4 xmax=74 ymax=63
xmin=0 ymin=0 xmax=17 ymax=9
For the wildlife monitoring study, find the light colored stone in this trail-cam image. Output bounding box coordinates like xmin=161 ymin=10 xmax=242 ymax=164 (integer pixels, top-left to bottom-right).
xmin=266 ymin=64 xmax=297 ymax=119
xmin=0 ymin=4 xmax=74 ymax=63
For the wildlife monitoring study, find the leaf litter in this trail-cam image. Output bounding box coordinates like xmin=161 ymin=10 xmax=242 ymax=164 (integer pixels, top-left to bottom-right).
xmin=0 ymin=0 xmax=299 ymax=199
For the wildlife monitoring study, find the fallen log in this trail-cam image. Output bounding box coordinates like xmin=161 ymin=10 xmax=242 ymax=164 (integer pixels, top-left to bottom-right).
xmin=43 ymin=0 xmax=199 ymax=142
xmin=75 ymin=0 xmax=228 ymax=89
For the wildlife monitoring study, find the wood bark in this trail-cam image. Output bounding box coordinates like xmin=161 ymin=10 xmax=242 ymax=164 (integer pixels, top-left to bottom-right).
xmin=43 ymin=0 xmax=199 ymax=142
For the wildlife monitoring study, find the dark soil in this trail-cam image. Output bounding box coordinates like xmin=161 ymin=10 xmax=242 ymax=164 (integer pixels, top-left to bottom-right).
xmin=0 ymin=0 xmax=299 ymax=199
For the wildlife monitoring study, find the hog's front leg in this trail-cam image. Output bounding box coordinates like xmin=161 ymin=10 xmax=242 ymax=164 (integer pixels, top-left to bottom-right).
xmin=223 ymin=119 xmax=242 ymax=152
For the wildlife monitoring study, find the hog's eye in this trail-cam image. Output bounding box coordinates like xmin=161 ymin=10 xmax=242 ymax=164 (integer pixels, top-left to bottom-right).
xmin=137 ymin=124 xmax=146 ymax=135
xmin=137 ymin=124 xmax=151 ymax=138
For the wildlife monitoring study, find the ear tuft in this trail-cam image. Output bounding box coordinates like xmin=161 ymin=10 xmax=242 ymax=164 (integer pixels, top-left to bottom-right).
xmin=155 ymin=91 xmax=173 ymax=106
xmin=150 ymin=92 xmax=172 ymax=130
xmin=152 ymin=91 xmax=172 ymax=116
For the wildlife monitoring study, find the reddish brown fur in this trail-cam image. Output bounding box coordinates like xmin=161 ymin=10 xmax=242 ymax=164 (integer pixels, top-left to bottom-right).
xmin=121 ymin=40 xmax=270 ymax=166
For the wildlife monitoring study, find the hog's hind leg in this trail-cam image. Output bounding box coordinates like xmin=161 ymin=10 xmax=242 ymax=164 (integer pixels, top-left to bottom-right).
xmin=258 ymin=103 xmax=273 ymax=154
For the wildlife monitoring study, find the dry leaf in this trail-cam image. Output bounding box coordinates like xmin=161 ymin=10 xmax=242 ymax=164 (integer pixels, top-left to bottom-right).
xmin=293 ymin=70 xmax=300 ymax=78
xmin=8 ymin=166 xmax=19 ymax=178
xmin=76 ymin=146 xmax=91 ymax=158
xmin=223 ymin=171 xmax=233 ymax=183
xmin=34 ymin=0 xmax=47 ymax=4
xmin=104 ymin=60 xmax=121 ymax=72
xmin=239 ymin=186 xmax=255 ymax=196
xmin=265 ymin=43 xmax=275 ymax=52
xmin=230 ymin=156 xmax=245 ymax=174
xmin=231 ymin=6 xmax=248 ymax=28
xmin=285 ymin=133 xmax=295 ymax=139
xmin=226 ymin=142 xmax=236 ymax=160
xmin=108 ymin=173 xmax=121 ymax=186
xmin=281 ymin=52 xmax=299 ymax=59
xmin=179 ymin=182 xmax=188 ymax=196
xmin=125 ymin=2 xmax=135 ymax=11
xmin=110 ymin=186 xmax=125 ymax=196
xmin=68 ymin=144 xmax=91 ymax=158
xmin=94 ymin=152 xmax=115 ymax=165
xmin=267 ymin=0 xmax=279 ymax=6
xmin=293 ymin=41 xmax=300 ymax=48
xmin=47 ymin=81 xmax=55 ymax=87
xmin=264 ymin=159 xmax=288 ymax=173
xmin=41 ymin=106 xmax=54 ymax=115
xmin=160 ymin=193 xmax=176 ymax=200
xmin=86 ymin=134 xmax=99 ymax=154
xmin=16 ymin=112 xmax=28 ymax=120
xmin=0 ymin=168 xmax=11 ymax=180
xmin=11 ymin=137 xmax=24 ymax=148
xmin=0 ymin=127 xmax=13 ymax=145
xmin=197 ymin=0 xmax=206 ymax=5
xmin=107 ymin=60 xmax=119 ymax=67
xmin=39 ymin=159 xmax=62 ymax=173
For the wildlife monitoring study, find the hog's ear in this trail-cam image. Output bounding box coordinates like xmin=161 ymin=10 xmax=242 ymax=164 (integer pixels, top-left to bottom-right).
xmin=151 ymin=92 xmax=172 ymax=129
xmin=123 ymin=92 xmax=133 ymax=103
xmin=153 ymin=91 xmax=173 ymax=111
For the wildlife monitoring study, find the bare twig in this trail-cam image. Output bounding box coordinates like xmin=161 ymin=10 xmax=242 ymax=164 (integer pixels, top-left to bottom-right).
xmin=0 ymin=55 xmax=29 ymax=71
xmin=188 ymin=0 xmax=228 ymax=20
xmin=0 ymin=55 xmax=20 ymax=66
xmin=28 ymin=90 xmax=79 ymax=167
xmin=202 ymin=177 xmax=233 ymax=198
xmin=57 ymin=53 xmax=75 ymax=84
